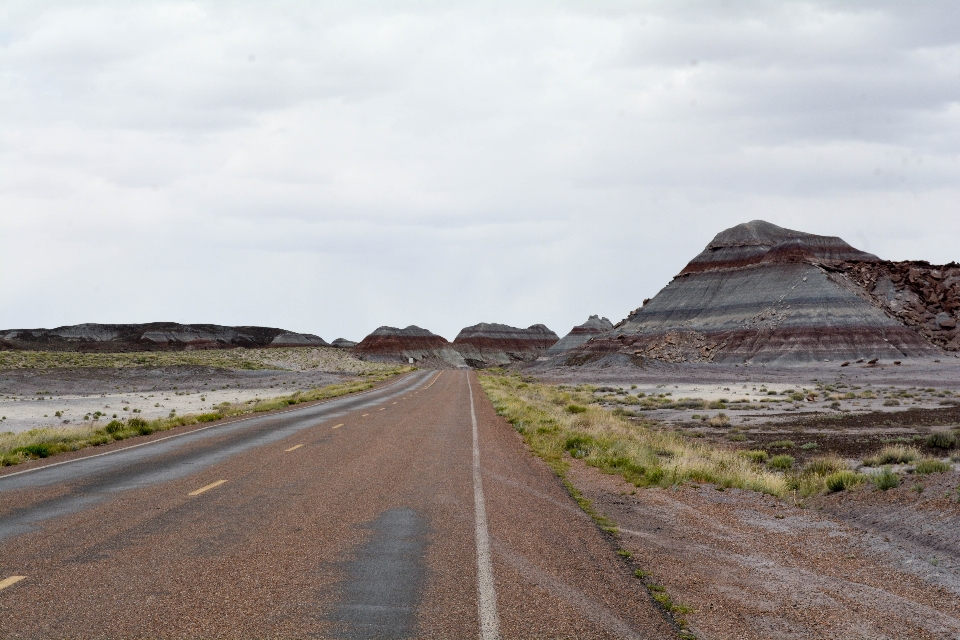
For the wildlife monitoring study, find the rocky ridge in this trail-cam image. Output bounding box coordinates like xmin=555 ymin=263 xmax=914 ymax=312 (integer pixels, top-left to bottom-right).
xmin=0 ymin=323 xmax=329 ymax=352
xmin=452 ymin=323 xmax=559 ymax=368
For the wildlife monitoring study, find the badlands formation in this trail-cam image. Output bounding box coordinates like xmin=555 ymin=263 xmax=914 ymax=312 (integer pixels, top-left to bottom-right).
xmin=0 ymin=322 xmax=328 ymax=352
xmin=452 ymin=323 xmax=559 ymax=367
xmin=567 ymin=220 xmax=952 ymax=366
xmin=545 ymin=315 xmax=613 ymax=356
xmin=352 ymin=325 xmax=467 ymax=367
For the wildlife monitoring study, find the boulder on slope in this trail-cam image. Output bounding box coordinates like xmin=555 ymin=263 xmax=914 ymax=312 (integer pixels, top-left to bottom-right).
xmin=353 ymin=326 xmax=466 ymax=368
xmin=567 ymin=220 xmax=945 ymax=365
xmin=453 ymin=323 xmax=559 ymax=367
xmin=0 ymin=323 xmax=328 ymax=352
xmin=545 ymin=315 xmax=613 ymax=356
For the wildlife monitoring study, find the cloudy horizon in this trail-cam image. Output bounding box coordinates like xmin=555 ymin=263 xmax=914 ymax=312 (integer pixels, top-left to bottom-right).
xmin=2 ymin=1 xmax=959 ymax=342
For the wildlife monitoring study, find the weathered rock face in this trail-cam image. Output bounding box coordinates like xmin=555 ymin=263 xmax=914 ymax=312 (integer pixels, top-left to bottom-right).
xmin=453 ymin=323 xmax=559 ymax=367
xmin=545 ymin=315 xmax=613 ymax=356
xmin=569 ymin=221 xmax=946 ymax=365
xmin=330 ymin=338 xmax=358 ymax=349
xmin=0 ymin=323 xmax=328 ymax=352
xmin=829 ymin=261 xmax=960 ymax=351
xmin=353 ymin=326 xmax=466 ymax=367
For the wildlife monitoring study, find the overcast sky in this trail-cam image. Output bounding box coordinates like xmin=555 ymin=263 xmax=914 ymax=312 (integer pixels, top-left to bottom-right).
xmin=2 ymin=2 xmax=959 ymax=341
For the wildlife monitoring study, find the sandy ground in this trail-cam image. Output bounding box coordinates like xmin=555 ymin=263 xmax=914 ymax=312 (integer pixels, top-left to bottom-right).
xmin=0 ymin=366 xmax=348 ymax=434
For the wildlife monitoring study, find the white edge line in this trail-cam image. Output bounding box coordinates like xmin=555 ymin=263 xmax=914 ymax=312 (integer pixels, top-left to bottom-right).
xmin=0 ymin=371 xmax=427 ymax=481
xmin=467 ymin=373 xmax=501 ymax=640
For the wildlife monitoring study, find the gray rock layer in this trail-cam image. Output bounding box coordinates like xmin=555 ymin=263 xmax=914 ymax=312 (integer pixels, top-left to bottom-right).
xmin=353 ymin=326 xmax=466 ymax=367
xmin=546 ymin=315 xmax=613 ymax=355
xmin=453 ymin=323 xmax=559 ymax=367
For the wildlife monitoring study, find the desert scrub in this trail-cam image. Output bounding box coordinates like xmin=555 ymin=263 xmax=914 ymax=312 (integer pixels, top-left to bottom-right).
xmin=872 ymin=467 xmax=900 ymax=490
xmin=0 ymin=367 xmax=412 ymax=466
xmin=478 ymin=372 xmax=787 ymax=496
xmin=825 ymin=470 xmax=866 ymax=492
xmin=739 ymin=450 xmax=769 ymax=463
xmin=863 ymin=444 xmax=920 ymax=467
xmin=768 ymin=455 xmax=795 ymax=471
xmin=925 ymin=431 xmax=958 ymax=450
xmin=914 ymin=458 xmax=952 ymax=475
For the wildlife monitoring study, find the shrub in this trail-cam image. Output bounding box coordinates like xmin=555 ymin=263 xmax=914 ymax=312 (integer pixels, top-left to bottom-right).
xmin=770 ymin=440 xmax=795 ymax=449
xmin=804 ymin=456 xmax=845 ymax=476
xmin=872 ymin=467 xmax=900 ymax=490
xmin=864 ymin=445 xmax=920 ymax=467
xmin=196 ymin=413 xmax=221 ymax=423
xmin=883 ymin=399 xmax=900 ymax=406
xmin=566 ymin=404 xmax=588 ymax=414
xmin=769 ymin=455 xmax=795 ymax=471
xmin=728 ymin=432 xmax=748 ymax=442
xmin=707 ymin=413 xmax=730 ymax=427
xmin=914 ymin=459 xmax=952 ymax=475
xmin=800 ymin=442 xmax=819 ymax=450
xmin=925 ymin=431 xmax=957 ymax=450
xmin=740 ymin=450 xmax=769 ymax=463
xmin=825 ymin=470 xmax=864 ymax=492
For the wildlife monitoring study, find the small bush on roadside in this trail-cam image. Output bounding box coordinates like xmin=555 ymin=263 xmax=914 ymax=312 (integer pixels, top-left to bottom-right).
xmin=883 ymin=399 xmax=900 ymax=406
xmin=566 ymin=404 xmax=587 ymax=414
xmin=925 ymin=432 xmax=958 ymax=450
xmin=800 ymin=442 xmax=819 ymax=450
xmin=728 ymin=432 xmax=748 ymax=442
xmin=914 ymin=459 xmax=952 ymax=475
xmin=872 ymin=467 xmax=900 ymax=490
xmin=708 ymin=413 xmax=730 ymax=427
xmin=768 ymin=455 xmax=795 ymax=471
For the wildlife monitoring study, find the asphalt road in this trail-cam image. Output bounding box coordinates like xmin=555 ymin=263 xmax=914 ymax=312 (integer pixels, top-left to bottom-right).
xmin=0 ymin=370 xmax=674 ymax=638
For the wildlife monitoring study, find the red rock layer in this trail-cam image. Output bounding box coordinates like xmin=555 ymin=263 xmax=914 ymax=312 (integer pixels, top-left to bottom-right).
xmin=453 ymin=323 xmax=559 ymax=367
xmin=353 ymin=326 xmax=466 ymax=367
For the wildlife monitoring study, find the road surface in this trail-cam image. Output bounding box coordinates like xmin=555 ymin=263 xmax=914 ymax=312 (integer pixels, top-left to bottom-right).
xmin=0 ymin=370 xmax=674 ymax=638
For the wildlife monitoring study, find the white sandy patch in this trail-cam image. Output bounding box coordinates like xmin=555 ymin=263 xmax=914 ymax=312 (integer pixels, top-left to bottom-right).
xmin=0 ymin=387 xmax=290 ymax=434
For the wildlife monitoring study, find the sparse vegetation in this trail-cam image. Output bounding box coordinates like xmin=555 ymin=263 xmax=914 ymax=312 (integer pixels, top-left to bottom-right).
xmin=769 ymin=440 xmax=795 ymax=449
xmin=925 ymin=431 xmax=958 ymax=450
xmin=914 ymin=458 xmax=952 ymax=475
xmin=872 ymin=467 xmax=900 ymax=490
xmin=768 ymin=455 xmax=795 ymax=471
xmin=825 ymin=470 xmax=865 ymax=492
xmin=479 ymin=372 xmax=788 ymax=497
xmin=863 ymin=444 xmax=920 ymax=467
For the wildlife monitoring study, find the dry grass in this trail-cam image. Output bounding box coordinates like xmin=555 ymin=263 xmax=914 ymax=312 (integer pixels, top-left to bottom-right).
xmin=478 ymin=372 xmax=787 ymax=497
xmin=0 ymin=366 xmax=412 ymax=466
xmin=863 ymin=444 xmax=921 ymax=467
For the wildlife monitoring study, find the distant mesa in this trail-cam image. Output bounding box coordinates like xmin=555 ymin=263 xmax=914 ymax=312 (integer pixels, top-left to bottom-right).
xmin=545 ymin=315 xmax=613 ymax=356
xmin=452 ymin=323 xmax=559 ymax=368
xmin=330 ymin=338 xmax=358 ymax=349
xmin=565 ymin=220 xmax=954 ymax=366
xmin=353 ymin=325 xmax=466 ymax=368
xmin=0 ymin=323 xmax=329 ymax=352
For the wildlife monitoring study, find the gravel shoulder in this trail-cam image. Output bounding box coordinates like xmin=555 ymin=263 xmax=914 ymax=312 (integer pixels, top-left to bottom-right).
xmin=568 ymin=460 xmax=960 ymax=639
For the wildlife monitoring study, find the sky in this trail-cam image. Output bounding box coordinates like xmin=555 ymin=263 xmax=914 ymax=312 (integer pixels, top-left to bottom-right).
xmin=2 ymin=1 xmax=959 ymax=342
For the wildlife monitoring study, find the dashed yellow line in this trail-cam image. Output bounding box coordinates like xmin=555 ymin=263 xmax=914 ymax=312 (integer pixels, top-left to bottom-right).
xmin=285 ymin=444 xmax=304 ymax=452
xmin=189 ymin=480 xmax=227 ymax=496
xmin=379 ymin=408 xmax=386 ymax=411
xmin=392 ymin=402 xmax=398 ymax=405
xmin=0 ymin=576 xmax=25 ymax=591
xmin=362 ymin=413 xmax=369 ymax=417
xmin=332 ymin=423 xmax=344 ymax=429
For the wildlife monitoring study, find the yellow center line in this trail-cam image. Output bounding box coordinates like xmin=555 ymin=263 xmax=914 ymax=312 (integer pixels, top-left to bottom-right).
xmin=188 ymin=480 xmax=227 ymax=496
xmin=332 ymin=423 xmax=344 ymax=429
xmin=285 ymin=444 xmax=304 ymax=452
xmin=0 ymin=576 xmax=25 ymax=591
xmin=379 ymin=408 xmax=386 ymax=411
xmin=392 ymin=402 xmax=397 ymax=405
xmin=362 ymin=413 xmax=369 ymax=417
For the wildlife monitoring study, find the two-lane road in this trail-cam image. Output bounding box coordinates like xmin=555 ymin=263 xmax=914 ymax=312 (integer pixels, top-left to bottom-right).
xmin=0 ymin=370 xmax=673 ymax=638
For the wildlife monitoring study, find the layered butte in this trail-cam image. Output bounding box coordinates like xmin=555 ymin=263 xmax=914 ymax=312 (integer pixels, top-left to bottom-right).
xmin=569 ymin=220 xmax=949 ymax=365
xmin=452 ymin=323 xmax=559 ymax=367
xmin=545 ymin=315 xmax=613 ymax=356
xmin=353 ymin=326 xmax=466 ymax=367
xmin=0 ymin=323 xmax=328 ymax=352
